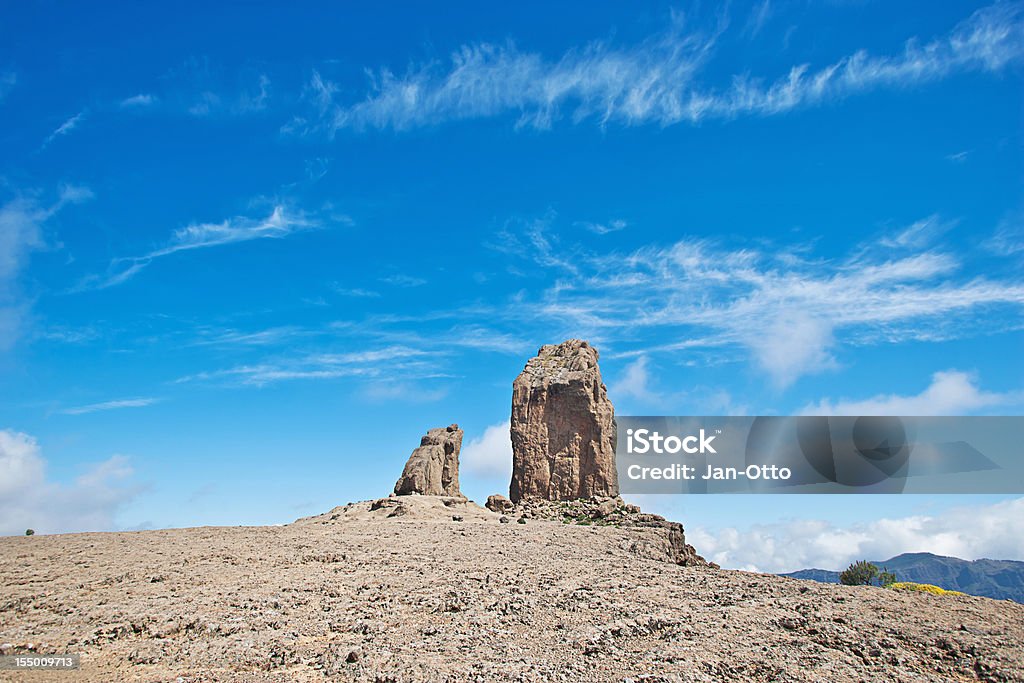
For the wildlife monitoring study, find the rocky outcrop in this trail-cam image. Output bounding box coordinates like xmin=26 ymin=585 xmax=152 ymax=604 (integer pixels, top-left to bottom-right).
xmin=509 ymin=496 xmax=711 ymax=567
xmin=510 ymin=340 xmax=618 ymax=502
xmin=486 ymin=494 xmax=513 ymax=514
xmin=394 ymin=424 xmax=463 ymax=496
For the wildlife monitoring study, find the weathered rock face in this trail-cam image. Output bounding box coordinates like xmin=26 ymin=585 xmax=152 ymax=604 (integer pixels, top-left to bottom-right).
xmin=510 ymin=339 xmax=618 ymax=502
xmin=394 ymin=424 xmax=463 ymax=496
xmin=485 ymin=494 xmax=513 ymax=514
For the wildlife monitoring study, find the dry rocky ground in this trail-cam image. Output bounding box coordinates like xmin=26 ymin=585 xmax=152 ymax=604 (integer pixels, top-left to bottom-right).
xmin=1 ymin=496 xmax=1022 ymax=683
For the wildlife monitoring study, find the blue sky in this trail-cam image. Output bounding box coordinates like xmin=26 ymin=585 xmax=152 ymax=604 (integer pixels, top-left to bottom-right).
xmin=1 ymin=1 xmax=1022 ymax=572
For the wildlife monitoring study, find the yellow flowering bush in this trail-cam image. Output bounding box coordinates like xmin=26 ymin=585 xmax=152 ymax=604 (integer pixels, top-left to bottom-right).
xmin=888 ymin=582 xmax=965 ymax=597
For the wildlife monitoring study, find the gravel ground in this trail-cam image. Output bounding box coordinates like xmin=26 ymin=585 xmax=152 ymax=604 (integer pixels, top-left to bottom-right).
xmin=1 ymin=496 xmax=1022 ymax=682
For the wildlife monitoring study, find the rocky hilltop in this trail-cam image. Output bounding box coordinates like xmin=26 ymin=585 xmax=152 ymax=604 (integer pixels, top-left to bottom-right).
xmin=2 ymin=504 xmax=1022 ymax=682
xmin=510 ymin=339 xmax=618 ymax=502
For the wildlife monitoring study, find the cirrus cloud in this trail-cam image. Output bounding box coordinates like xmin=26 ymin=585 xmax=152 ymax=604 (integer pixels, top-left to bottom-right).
xmin=292 ymin=2 xmax=1023 ymax=134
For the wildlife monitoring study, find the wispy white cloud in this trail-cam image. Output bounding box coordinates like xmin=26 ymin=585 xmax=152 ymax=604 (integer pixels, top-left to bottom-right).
xmin=61 ymin=397 xmax=161 ymax=415
xmin=609 ymin=356 xmax=659 ymax=404
xmin=0 ymin=201 xmax=46 ymax=285
xmin=877 ymin=215 xmax=950 ymax=249
xmin=743 ymin=0 xmax=774 ymax=39
xmin=0 ymin=185 xmax=93 ymax=349
xmin=986 ymin=210 xmax=1024 ymax=256
xmin=158 ymin=59 xmax=271 ymax=117
xmin=379 ymin=273 xmax=427 ymax=287
xmin=77 ymin=205 xmax=322 ymax=290
xmin=292 ymin=14 xmax=719 ymax=134
xmin=497 ymin=218 xmax=1024 ymax=386
xmin=0 ymin=429 xmax=140 ymax=535
xmin=175 ymin=344 xmax=441 ymax=387
xmin=160 ymin=205 xmax=316 ymax=254
xmin=330 ymin=316 xmax=530 ymax=356
xmin=173 ymin=316 xmax=528 ymax=393
xmin=487 ymin=214 xmax=581 ymax=276
xmin=312 ymin=345 xmax=432 ymax=365
xmin=683 ymin=496 xmax=1024 ymax=573
xmin=293 ymin=2 xmax=1023 ymax=134
xmin=35 ymin=325 xmax=101 ymax=345
xmin=331 ymin=284 xmax=381 ymax=298
xmin=191 ymin=326 xmax=309 ymax=347
xmin=152 ymin=207 xmax=1021 ymax=393
xmin=241 ymin=74 xmax=271 ymax=112
xmin=188 ymin=73 xmax=270 ymax=116
xmin=442 ymin=325 xmax=531 ymax=354
xmin=41 ymin=110 xmax=86 ymax=148
xmin=362 ymin=381 xmax=449 ymax=403
xmin=946 ymin=150 xmax=970 ymax=163
xmin=607 ymin=337 xmax=727 ymax=360
xmin=803 ymin=369 xmax=1022 ymax=415
xmin=175 ymin=363 xmax=370 ymax=386
xmin=119 ymin=93 xmax=157 ymax=108
xmin=578 ymin=219 xmax=628 ymax=235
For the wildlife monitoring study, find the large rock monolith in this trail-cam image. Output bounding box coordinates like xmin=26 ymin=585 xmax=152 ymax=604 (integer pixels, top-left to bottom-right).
xmin=394 ymin=424 xmax=463 ymax=496
xmin=509 ymin=340 xmax=618 ymax=502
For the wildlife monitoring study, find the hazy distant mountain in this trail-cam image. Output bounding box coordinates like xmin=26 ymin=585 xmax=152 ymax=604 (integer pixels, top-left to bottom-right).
xmin=781 ymin=553 xmax=1024 ymax=603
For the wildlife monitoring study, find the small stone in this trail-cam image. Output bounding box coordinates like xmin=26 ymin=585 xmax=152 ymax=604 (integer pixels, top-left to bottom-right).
xmin=517 ymin=517 xmax=527 ymax=525
xmin=452 ymin=515 xmax=464 ymax=522
xmin=499 ymin=516 xmax=510 ymax=524
xmin=346 ymin=647 xmax=361 ymax=663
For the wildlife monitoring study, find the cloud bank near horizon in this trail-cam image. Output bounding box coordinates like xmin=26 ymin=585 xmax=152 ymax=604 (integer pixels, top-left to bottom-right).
xmin=681 ymin=496 xmax=1024 ymax=574
xmin=0 ymin=429 xmax=140 ymax=536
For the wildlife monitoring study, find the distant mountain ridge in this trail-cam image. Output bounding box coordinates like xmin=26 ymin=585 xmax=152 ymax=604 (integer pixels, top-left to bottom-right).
xmin=780 ymin=552 xmax=1024 ymax=603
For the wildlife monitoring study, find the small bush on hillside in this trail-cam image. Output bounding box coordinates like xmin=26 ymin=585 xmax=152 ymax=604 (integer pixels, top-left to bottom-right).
xmin=25 ymin=529 xmax=34 ymax=536
xmin=840 ymin=560 xmax=896 ymax=587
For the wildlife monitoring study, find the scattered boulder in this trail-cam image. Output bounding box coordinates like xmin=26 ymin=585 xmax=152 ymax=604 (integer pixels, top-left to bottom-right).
xmin=592 ymin=499 xmax=618 ymax=519
xmin=371 ymin=498 xmax=410 ymax=518
xmin=510 ymin=340 xmax=618 ymax=502
xmin=499 ymin=516 xmax=510 ymax=524
xmin=486 ymin=494 xmax=514 ymax=514
xmin=394 ymin=424 xmax=463 ymax=496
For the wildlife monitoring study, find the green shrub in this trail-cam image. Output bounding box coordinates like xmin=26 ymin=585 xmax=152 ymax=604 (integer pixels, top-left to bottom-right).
xmin=877 ymin=567 xmax=897 ymax=587
xmin=840 ymin=560 xmax=897 ymax=587
xmin=25 ymin=529 xmax=34 ymax=536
